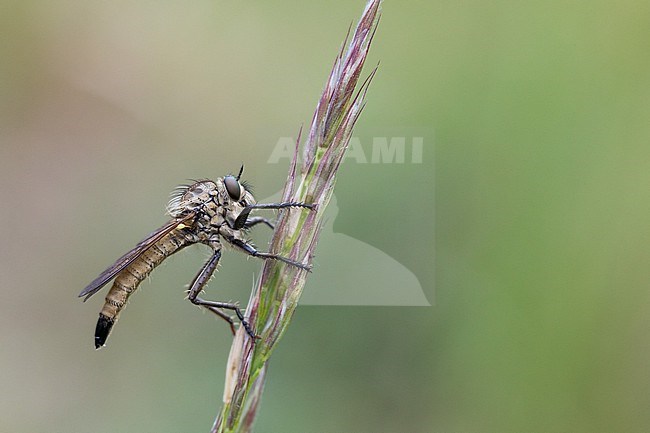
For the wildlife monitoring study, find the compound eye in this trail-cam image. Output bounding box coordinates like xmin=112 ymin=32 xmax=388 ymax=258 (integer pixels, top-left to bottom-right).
xmin=224 ymin=175 xmax=242 ymax=201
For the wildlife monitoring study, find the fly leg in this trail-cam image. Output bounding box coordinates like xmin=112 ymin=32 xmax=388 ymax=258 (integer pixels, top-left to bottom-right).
xmin=233 ymin=202 xmax=314 ymax=230
xmin=242 ymin=216 xmax=274 ymax=230
xmin=186 ymin=249 xmax=256 ymax=339
xmin=224 ymin=236 xmax=312 ymax=271
xmin=204 ymin=306 xmax=237 ymax=336
xmin=245 ymin=202 xmax=314 ymax=211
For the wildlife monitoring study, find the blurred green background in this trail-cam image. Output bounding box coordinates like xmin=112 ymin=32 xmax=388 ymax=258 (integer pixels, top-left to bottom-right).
xmin=2 ymin=1 xmax=650 ymax=432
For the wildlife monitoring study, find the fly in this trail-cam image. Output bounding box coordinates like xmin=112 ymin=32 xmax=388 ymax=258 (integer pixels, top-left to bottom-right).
xmin=79 ymin=166 xmax=313 ymax=349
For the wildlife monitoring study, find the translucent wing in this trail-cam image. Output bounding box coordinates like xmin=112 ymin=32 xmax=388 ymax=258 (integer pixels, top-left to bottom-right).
xmin=79 ymin=213 xmax=195 ymax=301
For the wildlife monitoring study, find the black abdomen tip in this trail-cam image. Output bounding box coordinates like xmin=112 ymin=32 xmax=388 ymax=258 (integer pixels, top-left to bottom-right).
xmin=95 ymin=314 xmax=115 ymax=349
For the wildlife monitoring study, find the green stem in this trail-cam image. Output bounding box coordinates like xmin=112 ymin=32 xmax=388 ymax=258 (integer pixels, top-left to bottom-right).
xmin=212 ymin=2 xmax=381 ymax=431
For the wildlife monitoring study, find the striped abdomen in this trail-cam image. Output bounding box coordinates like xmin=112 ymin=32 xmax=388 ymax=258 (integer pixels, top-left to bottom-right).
xmin=95 ymin=229 xmax=191 ymax=348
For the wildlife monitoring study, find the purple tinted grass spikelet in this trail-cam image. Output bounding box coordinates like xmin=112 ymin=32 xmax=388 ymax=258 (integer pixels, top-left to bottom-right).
xmin=213 ymin=1 xmax=381 ymax=431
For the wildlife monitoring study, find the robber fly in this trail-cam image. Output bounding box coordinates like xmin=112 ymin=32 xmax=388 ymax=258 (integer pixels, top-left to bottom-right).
xmin=79 ymin=166 xmax=313 ymax=349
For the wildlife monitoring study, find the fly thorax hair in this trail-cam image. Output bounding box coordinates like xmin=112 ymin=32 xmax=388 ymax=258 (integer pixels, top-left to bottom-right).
xmin=167 ymin=180 xmax=219 ymax=217
xmin=167 ymin=176 xmax=256 ymax=236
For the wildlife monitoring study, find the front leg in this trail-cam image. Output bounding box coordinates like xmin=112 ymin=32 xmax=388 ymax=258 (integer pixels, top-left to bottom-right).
xmin=224 ymin=235 xmax=312 ymax=271
xmin=186 ymin=249 xmax=256 ymax=339
xmin=243 ymin=216 xmax=274 ymax=230
xmin=233 ymin=201 xmax=314 ymax=230
xmin=246 ymin=202 xmax=315 ymax=211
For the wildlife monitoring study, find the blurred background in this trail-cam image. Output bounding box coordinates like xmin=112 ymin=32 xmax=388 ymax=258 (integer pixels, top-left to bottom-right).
xmin=1 ymin=1 xmax=650 ymax=432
